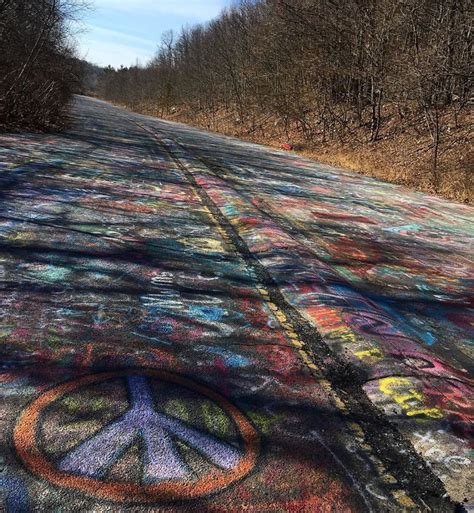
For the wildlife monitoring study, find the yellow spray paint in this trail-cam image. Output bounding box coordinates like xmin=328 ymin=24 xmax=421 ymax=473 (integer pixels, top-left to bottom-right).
xmin=379 ymin=377 xmax=444 ymax=419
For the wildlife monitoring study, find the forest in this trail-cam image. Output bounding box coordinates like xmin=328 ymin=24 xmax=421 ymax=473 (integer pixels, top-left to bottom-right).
xmin=0 ymin=0 xmax=471 ymax=200
xmin=98 ymin=0 xmax=473 ymax=201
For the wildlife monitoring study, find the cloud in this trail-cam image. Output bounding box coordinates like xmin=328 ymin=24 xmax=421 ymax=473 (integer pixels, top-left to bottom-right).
xmin=96 ymin=0 xmax=229 ymax=21
xmin=77 ymin=23 xmax=156 ymax=66
xmin=86 ymin=24 xmax=157 ymax=49
xmin=75 ymin=1 xmax=232 ymax=67
xmin=78 ymin=35 xmax=155 ymax=67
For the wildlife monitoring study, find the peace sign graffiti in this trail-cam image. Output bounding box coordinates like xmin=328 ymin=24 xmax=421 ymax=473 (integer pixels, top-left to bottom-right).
xmin=14 ymin=370 xmax=259 ymax=503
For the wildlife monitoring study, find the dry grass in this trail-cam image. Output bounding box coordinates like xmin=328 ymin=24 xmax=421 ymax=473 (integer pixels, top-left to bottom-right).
xmin=134 ymin=103 xmax=473 ymax=204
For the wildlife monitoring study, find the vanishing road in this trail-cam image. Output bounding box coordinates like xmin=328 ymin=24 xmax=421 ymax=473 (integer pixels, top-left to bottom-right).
xmin=0 ymin=96 xmax=472 ymax=512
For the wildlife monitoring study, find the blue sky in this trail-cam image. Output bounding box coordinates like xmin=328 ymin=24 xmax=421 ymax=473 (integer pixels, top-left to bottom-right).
xmin=76 ymin=1 xmax=233 ymax=68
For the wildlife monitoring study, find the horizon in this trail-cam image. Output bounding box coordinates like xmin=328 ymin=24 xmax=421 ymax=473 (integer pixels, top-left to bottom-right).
xmin=75 ymin=0 xmax=233 ymax=68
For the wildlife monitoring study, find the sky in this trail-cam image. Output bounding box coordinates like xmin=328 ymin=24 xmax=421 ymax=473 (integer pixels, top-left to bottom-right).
xmin=75 ymin=1 xmax=233 ymax=68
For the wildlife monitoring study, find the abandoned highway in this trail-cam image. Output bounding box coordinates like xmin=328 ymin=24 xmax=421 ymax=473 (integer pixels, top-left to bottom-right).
xmin=0 ymin=96 xmax=472 ymax=512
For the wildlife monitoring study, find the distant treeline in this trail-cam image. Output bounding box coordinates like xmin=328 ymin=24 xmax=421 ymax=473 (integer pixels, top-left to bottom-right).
xmin=0 ymin=0 xmax=85 ymax=130
xmin=75 ymin=59 xmax=104 ymax=95
xmin=98 ymin=0 xmax=472 ymax=176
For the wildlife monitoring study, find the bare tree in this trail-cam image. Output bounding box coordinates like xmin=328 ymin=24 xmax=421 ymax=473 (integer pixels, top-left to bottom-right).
xmin=0 ymin=0 xmax=88 ymax=130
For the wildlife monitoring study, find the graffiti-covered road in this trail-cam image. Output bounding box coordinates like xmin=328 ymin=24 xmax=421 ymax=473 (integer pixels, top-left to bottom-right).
xmin=0 ymin=96 xmax=472 ymax=512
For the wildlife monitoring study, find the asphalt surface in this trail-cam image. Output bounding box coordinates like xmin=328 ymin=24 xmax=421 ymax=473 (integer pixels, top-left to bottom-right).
xmin=0 ymin=96 xmax=472 ymax=512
